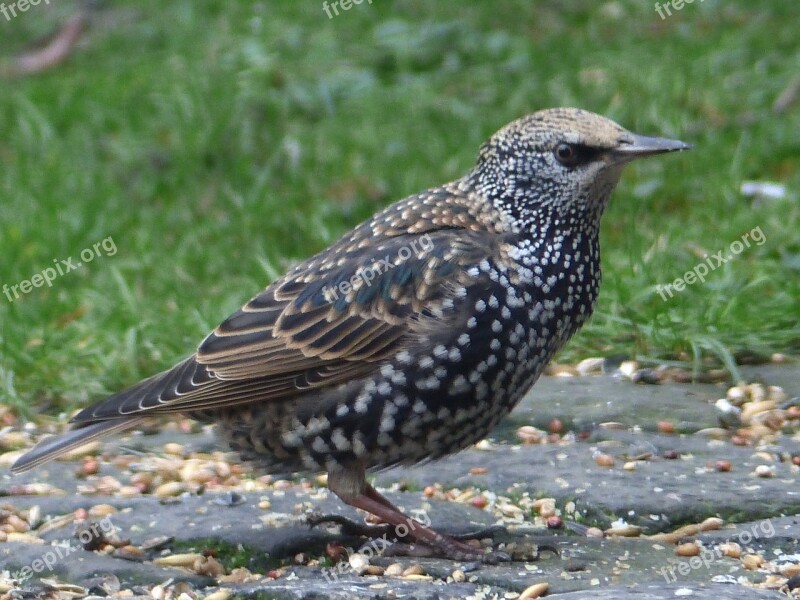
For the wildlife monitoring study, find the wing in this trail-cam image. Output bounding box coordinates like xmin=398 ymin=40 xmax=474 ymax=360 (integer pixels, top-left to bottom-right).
xmin=69 ymin=204 xmax=508 ymax=422
xmin=12 ymin=188 xmax=513 ymax=473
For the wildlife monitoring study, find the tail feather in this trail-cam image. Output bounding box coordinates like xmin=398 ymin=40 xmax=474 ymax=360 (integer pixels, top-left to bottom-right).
xmin=10 ymin=418 xmax=144 ymax=473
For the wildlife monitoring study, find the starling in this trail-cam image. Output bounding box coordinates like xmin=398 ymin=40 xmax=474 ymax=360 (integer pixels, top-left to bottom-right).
xmin=13 ymin=108 xmax=689 ymax=561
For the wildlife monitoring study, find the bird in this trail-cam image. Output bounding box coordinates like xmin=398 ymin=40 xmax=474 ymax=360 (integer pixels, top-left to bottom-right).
xmin=12 ymin=108 xmax=689 ymax=562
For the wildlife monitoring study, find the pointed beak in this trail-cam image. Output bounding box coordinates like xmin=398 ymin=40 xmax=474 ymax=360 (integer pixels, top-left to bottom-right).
xmin=613 ymin=133 xmax=691 ymax=161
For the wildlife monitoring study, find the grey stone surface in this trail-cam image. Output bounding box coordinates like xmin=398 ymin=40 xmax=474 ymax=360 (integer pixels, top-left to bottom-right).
xmin=376 ymin=428 xmax=800 ymax=530
xmin=1 ymin=366 xmax=798 ymax=598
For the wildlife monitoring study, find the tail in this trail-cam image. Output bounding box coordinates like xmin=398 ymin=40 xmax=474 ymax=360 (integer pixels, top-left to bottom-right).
xmin=10 ymin=417 xmax=144 ymax=473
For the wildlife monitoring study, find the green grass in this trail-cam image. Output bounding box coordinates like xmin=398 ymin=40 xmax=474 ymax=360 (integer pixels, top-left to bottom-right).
xmin=0 ymin=0 xmax=798 ymax=417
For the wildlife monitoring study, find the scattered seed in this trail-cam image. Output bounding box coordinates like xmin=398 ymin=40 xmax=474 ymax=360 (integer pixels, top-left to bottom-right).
xmin=605 ymin=523 xmax=642 ymax=537
xmin=469 ymin=467 xmax=488 ymax=475
xmin=7 ymin=514 xmax=29 ymax=533
xmin=650 ymin=517 xmax=723 ymax=544
xmin=519 ymin=581 xmax=549 ymax=599
xmin=0 ymin=431 xmax=31 ymax=450
xmin=534 ymin=498 xmax=556 ymax=518
xmin=715 ymin=460 xmax=732 ymax=472
xmin=403 ymin=574 xmax=433 ymax=581
xmin=219 ymin=567 xmax=259 ymax=584
xmin=599 ymin=421 xmax=626 ymax=430
xmin=26 ymin=505 xmax=41 ymax=529
xmin=618 ymin=360 xmax=639 ymax=379
xmin=402 ymin=564 xmax=424 ymax=577
xmin=154 ymin=481 xmax=186 ymax=498
xmin=676 ymin=542 xmax=700 ymax=557
xmin=546 ymin=516 xmax=563 ymax=529
xmin=384 ymin=563 xmax=403 ymax=577
xmin=657 ymin=421 xmax=675 ymax=434
xmin=470 ymin=496 xmax=488 ymax=509
xmin=516 ymin=425 xmax=544 ymax=444
xmin=576 ymin=357 xmax=605 ymax=376
xmin=780 ymin=563 xmax=800 ymax=577
xmin=88 ymin=504 xmax=117 ymax=517
xmin=726 ymin=386 xmax=748 ymax=406
xmin=741 ymin=554 xmax=764 ymax=570
xmin=550 ymin=364 xmax=578 ymax=377
xmin=154 ymin=553 xmax=204 ymax=567
xmin=163 ymin=443 xmax=186 ymax=456
xmin=741 ymin=400 xmax=777 ymax=424
xmin=586 ymin=527 xmax=604 ymax=538
xmin=719 ymin=542 xmax=741 ymax=558
xmin=451 ymin=569 xmax=466 ymax=582
xmin=749 ymin=383 xmax=768 ymax=402
xmin=192 ymin=555 xmax=226 ymax=577
xmin=151 ymin=584 xmax=166 ymax=600
xmin=595 ymin=453 xmax=614 ymax=468
xmin=77 ymin=456 xmax=100 ymax=477
xmin=349 ymin=553 xmax=369 ymax=575
xmin=754 ymin=464 xmax=775 ymax=478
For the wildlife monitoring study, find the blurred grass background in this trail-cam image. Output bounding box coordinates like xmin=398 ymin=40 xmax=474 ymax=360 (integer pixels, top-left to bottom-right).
xmin=0 ymin=0 xmax=798 ymax=416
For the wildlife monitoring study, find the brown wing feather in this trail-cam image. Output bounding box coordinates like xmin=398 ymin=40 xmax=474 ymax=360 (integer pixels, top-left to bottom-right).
xmin=69 ymin=189 xmax=510 ymax=424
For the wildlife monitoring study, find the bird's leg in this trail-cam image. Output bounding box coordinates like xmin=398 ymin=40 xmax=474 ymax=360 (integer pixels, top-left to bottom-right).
xmin=364 ymin=482 xmax=504 ymax=542
xmin=314 ymin=466 xmax=509 ymax=563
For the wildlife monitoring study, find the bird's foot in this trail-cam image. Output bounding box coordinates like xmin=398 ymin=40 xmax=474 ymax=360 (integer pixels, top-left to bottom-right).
xmin=308 ymin=512 xmax=503 ymax=541
xmin=307 ymin=512 xmax=395 ymax=539
xmin=308 ymin=512 xmax=508 ymax=563
xmin=380 ymin=540 xmax=511 ymax=563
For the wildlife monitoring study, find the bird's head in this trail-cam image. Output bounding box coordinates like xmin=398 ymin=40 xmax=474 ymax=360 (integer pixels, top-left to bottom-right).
xmin=471 ymin=107 xmax=690 ymax=230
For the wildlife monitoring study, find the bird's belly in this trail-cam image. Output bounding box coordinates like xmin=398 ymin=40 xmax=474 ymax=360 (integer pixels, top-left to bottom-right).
xmin=212 ymin=286 xmax=588 ymax=474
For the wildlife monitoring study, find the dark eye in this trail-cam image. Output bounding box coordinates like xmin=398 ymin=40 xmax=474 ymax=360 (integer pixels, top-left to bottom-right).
xmin=553 ymin=142 xmax=599 ymax=168
xmin=554 ymin=143 xmax=577 ymax=166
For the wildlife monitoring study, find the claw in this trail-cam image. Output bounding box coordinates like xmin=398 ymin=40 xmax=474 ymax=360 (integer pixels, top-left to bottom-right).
xmin=450 ymin=524 xmax=506 ymax=541
xmin=307 ymin=512 xmax=394 ymax=538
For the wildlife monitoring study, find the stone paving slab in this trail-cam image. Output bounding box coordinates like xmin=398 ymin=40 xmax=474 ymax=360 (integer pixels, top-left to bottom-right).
xmin=1 ymin=367 xmax=798 ymax=598
xmin=376 ymin=430 xmax=800 ymax=530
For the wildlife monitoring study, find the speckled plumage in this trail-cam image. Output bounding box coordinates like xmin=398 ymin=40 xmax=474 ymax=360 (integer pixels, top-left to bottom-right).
xmin=13 ymin=108 xmax=689 ymax=561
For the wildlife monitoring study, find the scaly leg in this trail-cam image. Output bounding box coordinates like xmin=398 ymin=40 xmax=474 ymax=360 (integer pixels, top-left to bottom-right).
xmin=311 ymin=465 xmax=509 ymax=563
